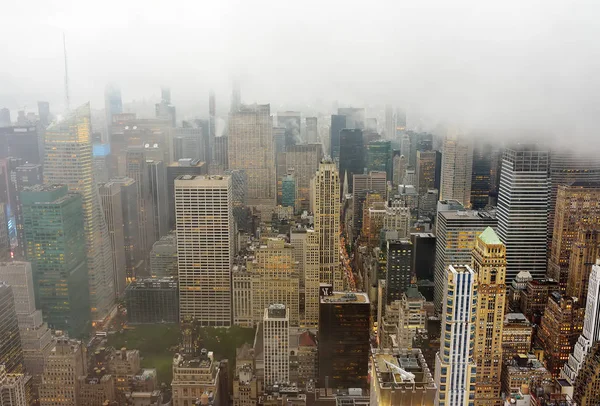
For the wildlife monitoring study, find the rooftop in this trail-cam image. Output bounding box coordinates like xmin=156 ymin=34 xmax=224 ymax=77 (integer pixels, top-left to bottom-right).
xmin=321 ymin=292 xmax=370 ymax=304
xmin=478 ymin=226 xmax=502 ymax=245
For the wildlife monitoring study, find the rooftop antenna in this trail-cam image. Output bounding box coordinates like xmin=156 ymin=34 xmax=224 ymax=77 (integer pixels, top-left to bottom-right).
xmin=63 ymin=33 xmax=70 ymax=113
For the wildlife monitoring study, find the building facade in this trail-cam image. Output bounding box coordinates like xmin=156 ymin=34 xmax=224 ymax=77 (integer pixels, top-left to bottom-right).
xmin=263 ymin=304 xmax=290 ymax=385
xmin=439 ymin=133 xmax=473 ymax=206
xmin=125 ymin=277 xmax=178 ymax=324
xmin=39 ymin=339 xmax=87 ymax=406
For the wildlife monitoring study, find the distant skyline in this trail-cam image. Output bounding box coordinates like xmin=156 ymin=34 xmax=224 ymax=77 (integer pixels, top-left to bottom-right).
xmin=1 ymin=0 xmax=600 ymax=144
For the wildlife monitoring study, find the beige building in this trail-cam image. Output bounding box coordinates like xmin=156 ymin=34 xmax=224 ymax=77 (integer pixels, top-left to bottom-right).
xmin=78 ymin=372 xmax=116 ymax=406
xmin=171 ymin=350 xmax=223 ymax=406
xmin=228 ymin=104 xmax=276 ymax=207
xmin=397 ymin=287 xmax=427 ymax=350
xmin=232 ymin=267 xmax=253 ymax=327
xmin=285 ymin=144 xmax=323 ymax=211
xmin=0 ymin=365 xmax=26 ymax=406
xmin=472 ymin=227 xmax=506 ymax=405
xmin=311 ymin=161 xmax=343 ymax=291
xmin=175 ymin=175 xmax=234 ymax=326
xmin=39 ymin=339 xmax=87 ymax=406
xmin=263 ymin=304 xmax=290 ymax=385
xmin=502 ymin=313 xmax=533 ymax=363
xmin=439 ymin=132 xmax=473 ymax=207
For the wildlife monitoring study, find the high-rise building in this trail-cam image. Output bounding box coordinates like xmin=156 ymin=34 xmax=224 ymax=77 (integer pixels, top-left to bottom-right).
xmin=175 ymin=175 xmax=233 ymax=326
xmin=21 ymin=184 xmax=90 ymax=336
xmin=434 ymin=265 xmax=477 ymax=406
xmin=224 ymin=169 xmax=250 ymax=232
xmin=228 ymin=104 xmax=275 ymax=207
xmin=562 ymin=260 xmax=600 ymax=384
xmin=471 ymin=227 xmax=506 ymax=405
xmin=338 ymin=107 xmax=365 ymax=130
xmin=44 ymin=104 xmax=115 ymax=320
xmin=306 ymin=117 xmax=318 ymax=144
xmin=0 ymin=283 xmax=23 ymax=374
xmin=172 ymin=127 xmax=204 ymax=162
xmin=125 ymin=277 xmax=178 ymax=324
xmin=285 ymin=144 xmax=323 ymax=212
xmin=329 ymin=114 xmax=346 ymax=159
xmin=311 ymin=161 xmax=342 ymax=290
xmin=0 ymin=126 xmax=40 ymax=164
xmin=536 ymin=292 xmax=583 ymax=376
xmin=172 ymin=350 xmax=224 ymax=406
xmin=497 ymin=145 xmax=549 ymax=282
xmin=366 ymin=140 xmax=392 ymax=181
xmin=146 ymin=159 xmax=168 ymax=241
xmin=339 ymin=129 xmax=365 ymax=193
xmin=0 ymin=204 xmax=10 ymax=262
xmin=319 ymin=292 xmax=370 ymax=389
xmin=166 ymin=159 xmax=207 ymax=229
xmin=13 ymin=163 xmax=43 ymax=259
xmin=396 ymin=287 xmax=427 ymax=350
xmin=386 ymin=239 xmax=413 ymax=304
xmin=98 ymin=181 xmax=127 ymax=297
xmin=0 ymin=108 xmax=10 ymax=127
xmin=439 ymin=133 xmax=473 ymax=206
xmin=573 ymin=341 xmax=600 ymax=406
xmin=567 ymin=228 xmax=600 ymax=304
xmin=281 ymin=175 xmax=296 ymax=210
xmin=548 ymin=151 xmax=600 ymax=247
xmin=470 ymin=141 xmax=493 ymax=209
xmin=549 ymin=182 xmax=600 ymax=293
xmin=412 ymin=233 xmax=436 ymax=281
xmin=352 ymin=171 xmax=387 ymax=231
xmin=434 ymin=208 xmax=497 ymax=313
xmin=502 ymin=313 xmax=533 ymax=363
xmin=302 ymin=230 xmax=320 ymax=328
xmin=263 ymin=304 xmax=290 ymax=385
xmin=0 ymin=364 xmax=27 ymax=406
xmin=231 ymin=80 xmax=241 ymax=113
xmin=104 ymin=84 xmax=123 ymax=143
xmin=126 ymin=147 xmax=154 ymax=255
xmin=155 ymin=87 xmax=176 ymax=127
xmin=416 ymin=150 xmax=439 ymax=196
xmin=110 ymin=177 xmax=143 ymax=280
xmin=277 ymin=111 xmax=302 ymax=147
xmin=150 ymin=232 xmax=177 ymax=278
xmin=39 ymin=338 xmax=87 ymax=406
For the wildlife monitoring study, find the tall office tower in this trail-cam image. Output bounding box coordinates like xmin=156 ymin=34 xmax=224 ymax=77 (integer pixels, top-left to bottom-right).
xmin=385 ymin=104 xmax=395 ymax=139
xmin=98 ymin=181 xmax=127 ymax=297
xmin=248 ymin=238 xmax=300 ymax=326
xmin=396 ymin=287 xmax=427 ymax=350
xmin=14 ymin=163 xmax=43 ymax=259
xmin=434 ymin=265 xmax=477 ymax=406
xmin=104 ymin=84 xmax=122 ymax=142
xmin=400 ymin=134 xmax=411 ymax=161
xmin=339 ymin=129 xmax=365 ymax=193
xmin=329 ymin=114 xmax=346 ymax=159
xmin=37 ymin=101 xmax=50 ymax=127
xmin=277 ymin=111 xmax=302 ymax=147
xmin=470 ymin=141 xmax=493 ymax=209
xmin=125 ymin=277 xmax=179 ymax=324
xmin=434 ymin=208 xmax=497 ymax=313
xmin=471 ymin=228 xmax=506 ymax=405
xmin=548 ymin=151 xmax=600 ymax=246
xmin=208 ymin=90 xmax=216 ymax=166
xmin=568 ymin=229 xmax=600 ymax=304
xmin=225 ymin=169 xmax=250 ymax=231
xmin=175 ymin=175 xmax=233 ymax=326
xmin=228 ymin=104 xmax=275 ymax=207
xmin=39 ymin=339 xmax=87 ymax=406
xmin=0 ymin=262 xmax=53 ymax=396
xmin=285 ymin=144 xmax=322 ymax=211
xmin=497 ymin=145 xmax=549 ymax=282
xmin=126 ymin=147 xmax=153 ymax=255
xmin=172 ymin=127 xmax=204 ymax=162
xmin=110 ymin=177 xmax=143 ymax=280
xmin=92 ymin=143 xmax=111 ymax=182
xmin=366 ymin=140 xmax=392 ymax=181
xmin=311 ymin=161 xmax=342 ymax=290
xmin=155 ymin=87 xmax=176 ymax=127
xmin=549 ymin=182 xmax=600 ymax=293
xmin=352 ymin=171 xmax=387 ymax=231
xmin=439 ymin=133 xmax=473 ymax=206
xmin=21 ymin=185 xmax=90 ymax=336
xmin=0 ymin=283 xmax=23 ymax=374
xmin=562 ymin=260 xmax=600 ymax=384
xmin=44 ymin=104 xmax=115 ymax=321
xmin=338 ymin=107 xmax=365 ymax=129
xmin=319 ymin=292 xmax=370 ymax=389
xmin=393 ymin=152 xmax=407 ymax=187
xmin=0 ymin=204 xmax=9 ymax=262
xmin=412 ymin=233 xmax=436 ymax=281
xmin=150 ymin=233 xmax=178 ymax=278
xmin=306 ymin=117 xmax=318 ymax=143
xmin=573 ymin=341 xmax=600 ymax=406
xmin=0 ymin=108 xmax=10 ymax=126
xmin=281 ymin=175 xmax=296 ymax=209
xmin=213 ymin=135 xmax=228 ymax=172
xmin=146 ymin=159 xmax=168 ymax=241
xmin=386 ymin=239 xmax=413 ymax=305
xmin=303 ymin=230 xmax=320 ymax=328
xmin=0 ymin=126 xmax=40 ymax=164
xmin=263 ymin=304 xmax=290 ymax=385
xmin=0 ymin=365 xmax=27 ymax=406
xmin=536 ymin=292 xmax=583 ymax=376
xmin=166 ymin=159 xmax=207 ymax=229
xmin=416 ymin=150 xmax=438 ymax=196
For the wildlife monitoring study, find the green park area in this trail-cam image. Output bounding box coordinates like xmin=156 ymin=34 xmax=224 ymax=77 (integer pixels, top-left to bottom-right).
xmin=107 ymin=324 xmax=256 ymax=386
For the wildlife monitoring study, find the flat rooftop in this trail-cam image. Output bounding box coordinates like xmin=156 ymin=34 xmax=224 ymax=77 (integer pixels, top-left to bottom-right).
xmin=321 ymin=292 xmax=370 ymax=304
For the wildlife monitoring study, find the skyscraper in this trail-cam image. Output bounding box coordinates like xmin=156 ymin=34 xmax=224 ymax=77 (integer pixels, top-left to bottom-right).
xmin=329 ymin=114 xmax=346 ymax=159
xmin=439 ymin=133 xmax=473 ymax=206
xmin=277 ymin=111 xmax=302 ymax=147
xmin=228 ymin=104 xmax=275 ymax=207
xmin=434 ymin=208 xmax=497 ymax=313
xmin=175 ymin=175 xmax=233 ymax=326
xmin=263 ymin=304 xmax=290 ymax=385
xmin=0 ymin=365 xmax=27 ymax=406
xmin=352 ymin=171 xmax=387 ymax=231
xmin=39 ymin=339 xmax=87 ymax=406
xmin=166 ymin=159 xmax=207 ymax=230
xmin=434 ymin=265 xmax=477 ymax=406
xmin=366 ymin=140 xmax=392 ymax=181
xmin=104 ymin=84 xmax=123 ymax=143
xmin=386 ymin=239 xmax=413 ymax=304
xmin=208 ymin=90 xmax=216 ymax=166
xmin=311 ymin=161 xmax=342 ymax=291
xmin=43 ymin=104 xmax=115 ymax=321
xmin=126 ymin=147 xmax=153 ymax=256
xmin=21 ymin=184 xmax=90 ymax=336
xmin=497 ymin=145 xmax=549 ymax=282
xmin=306 ymin=117 xmax=318 ymax=144
xmin=285 ymin=144 xmax=323 ymax=212
xmin=339 ymin=129 xmax=365 ymax=193
xmin=470 ymin=141 xmax=493 ymax=209
xmin=146 ymin=159 xmax=168 ymax=241
xmin=549 ymin=182 xmax=600 ymax=293
xmin=573 ymin=341 xmax=600 ymax=406
xmin=281 ymin=175 xmax=296 ymax=210
xmin=416 ymin=150 xmax=438 ymax=196
xmin=98 ymin=181 xmax=127 ymax=297
xmin=471 ymin=228 xmax=506 ymax=405
xmin=0 ymin=283 xmax=23 ymax=375
xmin=567 ymin=228 xmax=600 ymax=304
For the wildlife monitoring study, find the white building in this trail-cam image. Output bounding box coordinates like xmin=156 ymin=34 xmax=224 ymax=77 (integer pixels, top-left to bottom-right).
xmin=263 ymin=304 xmax=290 ymax=385
xmin=175 ymin=175 xmax=233 ymax=326
xmin=562 ymin=260 xmax=600 ymax=383
xmin=435 ymin=265 xmax=478 ymax=406
xmin=0 ymin=365 xmax=26 ymax=406
xmin=439 ymin=132 xmax=473 ymax=207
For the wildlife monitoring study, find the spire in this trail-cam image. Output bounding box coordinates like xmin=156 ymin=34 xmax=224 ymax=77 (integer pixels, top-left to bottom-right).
xmin=63 ymin=33 xmax=70 ymax=113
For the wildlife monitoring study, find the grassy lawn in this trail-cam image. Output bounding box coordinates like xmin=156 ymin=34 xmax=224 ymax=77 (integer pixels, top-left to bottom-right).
xmin=107 ymin=324 xmax=180 ymax=386
xmin=194 ymin=326 xmax=256 ymax=364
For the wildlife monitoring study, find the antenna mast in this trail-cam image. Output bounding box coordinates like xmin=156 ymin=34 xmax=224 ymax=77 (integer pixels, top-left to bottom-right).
xmin=63 ymin=33 xmax=70 ymax=112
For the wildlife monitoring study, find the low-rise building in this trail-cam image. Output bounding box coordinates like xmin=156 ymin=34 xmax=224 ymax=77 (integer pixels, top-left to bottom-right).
xmin=0 ymin=365 xmax=27 ymax=406
xmin=78 ymin=371 xmax=116 ymax=406
xmin=172 ymin=349 xmax=223 ymax=406
xmin=125 ymin=278 xmax=178 ymax=324
xmin=502 ymin=354 xmax=553 ymax=395
xmin=503 ymin=313 xmax=533 ymax=363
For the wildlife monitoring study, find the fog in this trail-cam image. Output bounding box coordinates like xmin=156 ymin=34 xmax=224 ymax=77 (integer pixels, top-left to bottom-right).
xmin=1 ymin=0 xmax=600 ymax=143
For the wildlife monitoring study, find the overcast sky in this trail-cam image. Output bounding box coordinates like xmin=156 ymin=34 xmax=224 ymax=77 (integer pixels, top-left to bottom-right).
xmin=1 ymin=0 xmax=599 ymax=142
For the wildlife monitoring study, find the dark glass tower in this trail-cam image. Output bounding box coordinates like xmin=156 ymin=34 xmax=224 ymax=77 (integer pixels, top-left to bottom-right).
xmin=386 ymin=239 xmax=413 ymax=304
xmin=470 ymin=141 xmax=493 ymax=209
xmin=339 ymin=129 xmax=365 ymax=194
xmin=329 ymin=114 xmax=346 ymax=160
